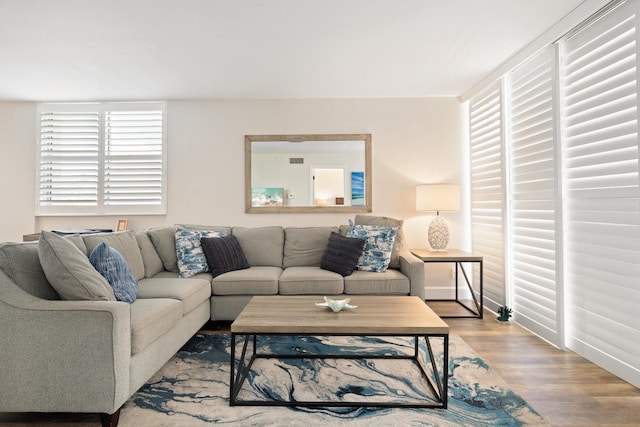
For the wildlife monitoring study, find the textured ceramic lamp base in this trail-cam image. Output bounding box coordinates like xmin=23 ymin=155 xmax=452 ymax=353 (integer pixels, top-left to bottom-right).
xmin=428 ymin=215 xmax=449 ymax=251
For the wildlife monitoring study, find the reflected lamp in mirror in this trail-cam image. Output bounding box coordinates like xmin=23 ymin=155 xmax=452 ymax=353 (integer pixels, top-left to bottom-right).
xmin=416 ymin=184 xmax=460 ymax=251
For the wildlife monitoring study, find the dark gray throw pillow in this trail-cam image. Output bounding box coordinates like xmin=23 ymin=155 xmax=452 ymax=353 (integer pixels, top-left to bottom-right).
xmin=320 ymin=232 xmax=365 ymax=277
xmin=201 ymin=235 xmax=250 ymax=277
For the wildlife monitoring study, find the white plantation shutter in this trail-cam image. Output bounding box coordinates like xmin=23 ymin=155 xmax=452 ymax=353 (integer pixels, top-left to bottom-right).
xmin=508 ymin=46 xmax=564 ymax=347
xmin=104 ymin=106 xmax=165 ymax=213
xmin=37 ymin=102 xmax=166 ymax=215
xmin=38 ymin=104 xmax=100 ymax=213
xmin=561 ymin=2 xmax=640 ymax=385
xmin=469 ymin=82 xmax=506 ymax=309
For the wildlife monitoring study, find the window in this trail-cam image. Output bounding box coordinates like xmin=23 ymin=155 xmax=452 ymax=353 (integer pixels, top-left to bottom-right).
xmin=508 ymin=46 xmax=563 ymax=347
xmin=561 ymin=2 xmax=639 ymax=384
xmin=36 ymin=102 xmax=166 ymax=215
xmin=466 ymin=0 xmax=640 ymax=387
xmin=469 ymin=82 xmax=507 ymax=310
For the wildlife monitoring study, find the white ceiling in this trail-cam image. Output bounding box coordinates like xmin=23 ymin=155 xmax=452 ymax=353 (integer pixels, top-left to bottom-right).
xmin=0 ymin=0 xmax=587 ymax=101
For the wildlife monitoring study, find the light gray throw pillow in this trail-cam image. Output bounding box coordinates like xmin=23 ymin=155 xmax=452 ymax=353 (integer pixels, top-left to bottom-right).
xmin=38 ymin=231 xmax=115 ymax=301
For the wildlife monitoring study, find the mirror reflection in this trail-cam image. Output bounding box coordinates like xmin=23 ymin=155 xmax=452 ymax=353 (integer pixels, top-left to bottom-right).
xmin=245 ymin=134 xmax=372 ymax=213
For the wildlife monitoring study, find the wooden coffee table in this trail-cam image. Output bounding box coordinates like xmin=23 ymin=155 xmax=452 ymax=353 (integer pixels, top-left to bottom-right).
xmin=229 ymin=295 xmax=449 ymax=408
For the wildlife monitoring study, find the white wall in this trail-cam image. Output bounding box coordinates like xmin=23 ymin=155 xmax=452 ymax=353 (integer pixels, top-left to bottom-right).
xmin=0 ymin=98 xmax=467 ymax=291
xmin=0 ymin=102 xmax=37 ymax=242
xmin=253 ymin=149 xmax=365 ymax=207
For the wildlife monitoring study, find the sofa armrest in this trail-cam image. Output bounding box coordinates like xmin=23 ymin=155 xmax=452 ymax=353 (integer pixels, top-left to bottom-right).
xmin=399 ymin=250 xmax=426 ymax=300
xmin=0 ymin=271 xmax=131 ymax=415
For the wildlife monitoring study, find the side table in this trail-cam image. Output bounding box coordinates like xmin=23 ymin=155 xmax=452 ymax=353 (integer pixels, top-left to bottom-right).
xmin=411 ymin=249 xmax=483 ymax=319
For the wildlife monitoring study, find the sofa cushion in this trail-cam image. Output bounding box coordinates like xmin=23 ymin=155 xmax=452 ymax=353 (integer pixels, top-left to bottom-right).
xmin=201 ymin=235 xmax=250 ymax=277
xmin=0 ymin=242 xmax=60 ymax=300
xmin=137 ymin=277 xmax=211 ymax=315
xmin=83 ymin=231 xmax=146 ymax=280
xmin=343 ymin=269 xmax=410 ymax=295
xmin=148 ymin=226 xmax=178 ymax=273
xmin=320 ymin=232 xmax=365 ymax=276
xmin=175 ymin=228 xmax=226 ymax=278
xmin=134 ymin=231 xmax=165 ymax=278
xmin=354 ymin=214 xmax=406 ymax=269
xmin=89 ymin=242 xmax=138 ymax=303
xmin=38 ymin=231 xmax=115 ymax=301
xmin=130 ymin=298 xmax=182 ymax=355
xmin=232 ymin=226 xmax=284 ymax=267
xmin=279 ymin=266 xmax=344 ymax=295
xmin=347 ymin=222 xmax=398 ymax=273
xmin=65 ymin=234 xmax=88 ymax=255
xmin=283 ymin=227 xmax=338 ymax=268
xmin=211 ymin=266 xmax=280 ymax=295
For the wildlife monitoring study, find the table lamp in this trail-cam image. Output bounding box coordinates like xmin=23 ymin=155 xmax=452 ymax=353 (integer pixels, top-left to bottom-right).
xmin=416 ymin=184 xmax=460 ymax=251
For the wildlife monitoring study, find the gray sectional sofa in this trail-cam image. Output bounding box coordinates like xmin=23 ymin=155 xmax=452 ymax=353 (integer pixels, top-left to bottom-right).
xmin=0 ymin=220 xmax=424 ymax=426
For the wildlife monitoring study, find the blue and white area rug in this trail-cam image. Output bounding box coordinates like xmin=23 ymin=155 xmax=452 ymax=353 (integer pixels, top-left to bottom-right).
xmin=120 ymin=334 xmax=548 ymax=426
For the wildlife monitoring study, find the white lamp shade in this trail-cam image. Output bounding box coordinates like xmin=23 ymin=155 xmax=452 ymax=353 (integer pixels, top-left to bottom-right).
xmin=416 ymin=184 xmax=460 ymax=212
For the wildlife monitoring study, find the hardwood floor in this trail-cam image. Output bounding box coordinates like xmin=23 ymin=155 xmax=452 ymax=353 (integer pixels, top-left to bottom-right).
xmin=428 ymin=301 xmax=640 ymax=427
xmin=1 ymin=303 xmax=638 ymax=426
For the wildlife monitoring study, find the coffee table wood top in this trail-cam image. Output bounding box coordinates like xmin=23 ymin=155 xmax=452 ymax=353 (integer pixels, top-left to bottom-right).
xmin=231 ymin=296 xmax=449 ymax=335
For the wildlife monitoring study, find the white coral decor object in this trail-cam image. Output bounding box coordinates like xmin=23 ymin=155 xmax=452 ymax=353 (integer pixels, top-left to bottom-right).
xmin=315 ymin=296 xmax=357 ymax=312
xmin=428 ymin=215 xmax=449 ymax=251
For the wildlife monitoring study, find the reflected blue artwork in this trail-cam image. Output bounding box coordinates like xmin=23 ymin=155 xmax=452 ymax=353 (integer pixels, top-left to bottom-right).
xmin=351 ymin=172 xmax=365 ymax=206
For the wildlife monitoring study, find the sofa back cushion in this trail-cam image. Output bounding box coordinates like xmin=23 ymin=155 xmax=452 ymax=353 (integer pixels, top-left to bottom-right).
xmin=83 ymin=231 xmax=146 ymax=280
xmin=65 ymin=235 xmax=88 ymax=255
xmin=134 ymin=231 xmax=165 ymax=278
xmin=147 ymin=226 xmax=178 ymax=272
xmin=0 ymin=242 xmax=60 ymax=300
xmin=283 ymin=227 xmax=337 ymax=268
xmin=232 ymin=226 xmax=284 ymax=267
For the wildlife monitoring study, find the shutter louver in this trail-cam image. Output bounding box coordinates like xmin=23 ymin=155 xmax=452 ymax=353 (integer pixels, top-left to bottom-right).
xmin=38 ymin=107 xmax=100 ymax=211
xmin=508 ymin=46 xmax=563 ymax=347
xmin=469 ymin=82 xmax=506 ymax=309
xmin=562 ymin=4 xmax=640 ymax=386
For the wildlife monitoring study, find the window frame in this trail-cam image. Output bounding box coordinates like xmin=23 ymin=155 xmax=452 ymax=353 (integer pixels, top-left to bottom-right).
xmin=35 ymin=101 xmax=167 ymax=216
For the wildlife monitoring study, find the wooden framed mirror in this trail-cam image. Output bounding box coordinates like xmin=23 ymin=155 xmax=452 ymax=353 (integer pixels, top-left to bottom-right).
xmin=245 ymin=134 xmax=372 ymax=213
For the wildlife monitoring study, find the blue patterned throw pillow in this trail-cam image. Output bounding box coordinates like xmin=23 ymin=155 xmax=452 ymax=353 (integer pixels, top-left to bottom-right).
xmin=89 ymin=242 xmax=138 ymax=303
xmin=175 ymin=227 xmax=226 ymax=278
xmin=347 ymin=220 xmax=398 ymax=272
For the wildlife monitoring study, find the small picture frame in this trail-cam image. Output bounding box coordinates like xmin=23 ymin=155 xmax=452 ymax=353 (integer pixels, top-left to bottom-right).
xmin=116 ymin=219 xmax=128 ymax=232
